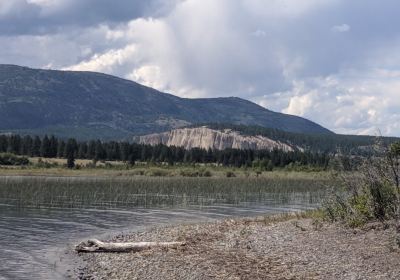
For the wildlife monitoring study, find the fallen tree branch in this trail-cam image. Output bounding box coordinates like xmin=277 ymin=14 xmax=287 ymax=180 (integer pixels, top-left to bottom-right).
xmin=75 ymin=239 xmax=185 ymax=253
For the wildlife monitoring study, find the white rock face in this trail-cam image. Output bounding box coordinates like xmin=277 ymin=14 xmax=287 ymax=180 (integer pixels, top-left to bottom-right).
xmin=135 ymin=127 xmax=295 ymax=151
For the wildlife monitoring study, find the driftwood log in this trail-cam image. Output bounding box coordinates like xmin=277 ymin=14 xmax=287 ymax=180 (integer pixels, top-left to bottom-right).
xmin=75 ymin=239 xmax=185 ymax=253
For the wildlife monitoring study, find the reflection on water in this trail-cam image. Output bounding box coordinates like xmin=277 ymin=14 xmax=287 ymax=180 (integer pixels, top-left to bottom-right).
xmin=0 ymin=200 xmax=317 ymax=280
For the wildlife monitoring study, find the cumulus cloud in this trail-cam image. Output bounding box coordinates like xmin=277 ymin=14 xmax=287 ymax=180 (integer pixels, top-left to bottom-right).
xmin=65 ymin=45 xmax=138 ymax=74
xmin=260 ymin=69 xmax=400 ymax=135
xmin=1 ymin=0 xmax=400 ymax=136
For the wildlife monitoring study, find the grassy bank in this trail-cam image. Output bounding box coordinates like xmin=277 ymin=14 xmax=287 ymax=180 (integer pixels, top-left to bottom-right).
xmin=0 ymin=159 xmax=330 ymax=178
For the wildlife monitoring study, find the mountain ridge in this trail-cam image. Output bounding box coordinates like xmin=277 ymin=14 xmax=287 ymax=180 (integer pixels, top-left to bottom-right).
xmin=0 ymin=64 xmax=332 ymax=140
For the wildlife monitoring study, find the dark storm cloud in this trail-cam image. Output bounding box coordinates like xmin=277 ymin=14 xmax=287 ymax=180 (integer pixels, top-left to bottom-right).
xmin=0 ymin=0 xmax=182 ymax=35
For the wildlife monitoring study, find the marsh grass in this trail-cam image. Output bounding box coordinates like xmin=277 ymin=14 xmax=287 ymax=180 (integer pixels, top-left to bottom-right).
xmin=0 ymin=159 xmax=331 ymax=178
xmin=0 ymin=175 xmax=331 ymax=209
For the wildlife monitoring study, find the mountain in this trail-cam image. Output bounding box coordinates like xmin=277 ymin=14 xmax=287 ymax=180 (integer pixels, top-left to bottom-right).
xmin=0 ymin=64 xmax=332 ymax=140
xmin=134 ymin=126 xmax=297 ymax=151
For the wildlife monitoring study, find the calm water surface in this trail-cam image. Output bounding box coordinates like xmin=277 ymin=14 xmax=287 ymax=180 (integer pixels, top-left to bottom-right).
xmin=0 ymin=199 xmax=317 ymax=279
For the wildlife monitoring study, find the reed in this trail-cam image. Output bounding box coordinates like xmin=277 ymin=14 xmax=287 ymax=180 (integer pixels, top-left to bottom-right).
xmin=0 ymin=175 xmax=332 ymax=209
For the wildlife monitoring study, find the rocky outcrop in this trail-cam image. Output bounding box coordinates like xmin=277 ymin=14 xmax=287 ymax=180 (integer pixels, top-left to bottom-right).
xmin=134 ymin=127 xmax=295 ymax=151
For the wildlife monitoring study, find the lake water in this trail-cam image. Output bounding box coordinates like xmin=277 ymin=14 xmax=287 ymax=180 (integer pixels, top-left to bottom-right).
xmin=0 ymin=197 xmax=319 ymax=279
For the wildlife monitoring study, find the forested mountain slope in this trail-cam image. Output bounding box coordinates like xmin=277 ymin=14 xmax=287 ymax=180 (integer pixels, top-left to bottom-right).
xmin=0 ymin=65 xmax=332 ymax=140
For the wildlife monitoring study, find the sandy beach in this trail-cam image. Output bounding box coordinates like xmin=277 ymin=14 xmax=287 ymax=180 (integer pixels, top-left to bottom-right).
xmin=76 ymin=214 xmax=400 ymax=280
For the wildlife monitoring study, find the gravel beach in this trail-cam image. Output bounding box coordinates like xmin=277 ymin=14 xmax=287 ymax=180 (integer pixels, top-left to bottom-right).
xmin=77 ymin=214 xmax=400 ymax=279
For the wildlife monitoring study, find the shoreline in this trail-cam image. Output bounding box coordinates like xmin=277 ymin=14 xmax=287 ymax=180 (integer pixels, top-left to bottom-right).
xmin=76 ymin=213 xmax=400 ymax=279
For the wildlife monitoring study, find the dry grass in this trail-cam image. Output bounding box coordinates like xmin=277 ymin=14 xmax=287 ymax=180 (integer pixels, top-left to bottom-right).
xmin=0 ymin=163 xmax=331 ymax=179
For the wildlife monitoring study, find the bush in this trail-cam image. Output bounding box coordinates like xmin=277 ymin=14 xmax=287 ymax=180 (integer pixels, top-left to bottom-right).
xmin=179 ymin=169 xmax=199 ymax=177
xmin=85 ymin=161 xmax=97 ymax=168
xmin=0 ymin=153 xmax=30 ymax=166
xmin=179 ymin=167 xmax=212 ymax=177
xmin=145 ymin=168 xmax=170 ymax=177
xmin=36 ymin=158 xmax=58 ymax=168
xmin=324 ymin=141 xmax=400 ymax=226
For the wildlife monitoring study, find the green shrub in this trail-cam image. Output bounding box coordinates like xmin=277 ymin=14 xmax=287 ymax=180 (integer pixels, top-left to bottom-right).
xmin=0 ymin=153 xmax=30 ymax=166
xmin=324 ymin=141 xmax=400 ymax=226
xmin=179 ymin=169 xmax=199 ymax=177
xmin=179 ymin=167 xmax=212 ymax=177
xmin=145 ymin=168 xmax=170 ymax=177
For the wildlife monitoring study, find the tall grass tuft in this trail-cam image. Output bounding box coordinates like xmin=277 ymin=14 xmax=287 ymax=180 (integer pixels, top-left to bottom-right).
xmin=324 ymin=141 xmax=400 ymax=227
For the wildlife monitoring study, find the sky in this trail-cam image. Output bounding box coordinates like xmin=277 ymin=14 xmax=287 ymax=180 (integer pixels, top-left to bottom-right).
xmin=1 ymin=0 xmax=400 ymax=136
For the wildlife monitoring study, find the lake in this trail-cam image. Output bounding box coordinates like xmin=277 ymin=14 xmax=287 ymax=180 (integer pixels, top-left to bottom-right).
xmin=0 ymin=175 xmax=328 ymax=279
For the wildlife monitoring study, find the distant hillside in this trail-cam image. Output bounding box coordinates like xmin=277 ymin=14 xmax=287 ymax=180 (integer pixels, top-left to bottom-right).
xmin=134 ymin=126 xmax=297 ymax=151
xmin=0 ymin=65 xmax=332 ymax=140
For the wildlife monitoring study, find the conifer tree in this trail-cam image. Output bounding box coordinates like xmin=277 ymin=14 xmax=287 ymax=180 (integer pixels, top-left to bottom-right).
xmin=32 ymin=136 xmax=41 ymax=157
xmin=87 ymin=140 xmax=96 ymax=159
xmin=65 ymin=139 xmax=75 ymax=169
xmin=0 ymin=135 xmax=7 ymax=153
xmin=21 ymin=135 xmax=33 ymax=156
xmin=128 ymin=153 xmax=136 ymax=166
xmin=40 ymin=135 xmax=51 ymax=157
xmin=57 ymin=140 xmax=65 ymax=158
xmin=120 ymin=142 xmax=130 ymax=161
xmin=94 ymin=140 xmax=105 ymax=160
xmin=77 ymin=142 xmax=88 ymax=159
xmin=49 ymin=135 xmax=58 ymax=157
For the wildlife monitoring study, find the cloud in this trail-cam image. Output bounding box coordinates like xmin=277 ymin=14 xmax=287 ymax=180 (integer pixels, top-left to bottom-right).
xmin=284 ymin=92 xmax=316 ymax=117
xmin=260 ymin=69 xmax=400 ymax=135
xmin=0 ymin=0 xmax=182 ymax=35
xmin=251 ymin=29 xmax=267 ymax=38
xmin=331 ymin=24 xmax=350 ymax=33
xmin=65 ymin=45 xmax=138 ymax=74
xmin=1 ymin=0 xmax=400 ymax=136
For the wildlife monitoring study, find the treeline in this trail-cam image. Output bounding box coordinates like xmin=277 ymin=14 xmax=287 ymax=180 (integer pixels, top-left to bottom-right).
xmin=0 ymin=134 xmax=331 ymax=169
xmin=199 ymin=123 xmax=399 ymax=155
